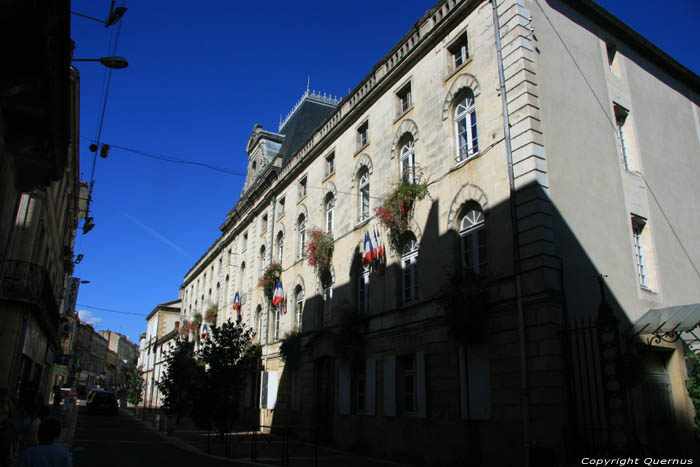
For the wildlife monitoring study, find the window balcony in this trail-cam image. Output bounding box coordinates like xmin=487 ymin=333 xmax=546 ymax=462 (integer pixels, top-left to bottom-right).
xmin=1 ymin=260 xmax=60 ymax=330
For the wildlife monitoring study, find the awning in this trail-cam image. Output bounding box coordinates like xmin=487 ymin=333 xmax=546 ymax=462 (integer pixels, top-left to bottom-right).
xmin=632 ymin=303 xmax=700 ymax=349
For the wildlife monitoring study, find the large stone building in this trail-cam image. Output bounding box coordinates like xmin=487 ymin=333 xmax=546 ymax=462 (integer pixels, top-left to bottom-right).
xmin=99 ymin=330 xmax=139 ymax=385
xmin=139 ymin=299 xmax=181 ymax=408
xmin=0 ymin=0 xmax=79 ymax=415
xmin=178 ymin=0 xmax=700 ymax=464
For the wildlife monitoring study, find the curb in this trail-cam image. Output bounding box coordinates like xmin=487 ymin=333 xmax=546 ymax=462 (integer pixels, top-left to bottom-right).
xmin=122 ymin=409 xmax=275 ymax=467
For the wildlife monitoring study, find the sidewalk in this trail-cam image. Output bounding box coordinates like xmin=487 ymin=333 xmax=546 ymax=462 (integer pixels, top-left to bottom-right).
xmin=124 ymin=407 xmax=411 ymax=467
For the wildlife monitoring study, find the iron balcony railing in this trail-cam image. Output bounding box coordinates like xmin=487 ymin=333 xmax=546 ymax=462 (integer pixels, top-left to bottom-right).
xmin=1 ymin=260 xmax=60 ymax=327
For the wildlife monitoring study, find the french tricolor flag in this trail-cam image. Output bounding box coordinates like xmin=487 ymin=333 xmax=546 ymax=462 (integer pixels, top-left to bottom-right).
xmin=232 ymin=292 xmax=240 ymax=310
xmin=201 ymin=323 xmax=208 ymax=339
xmin=362 ymin=231 xmax=373 ymax=266
xmin=272 ymin=281 xmax=284 ymax=307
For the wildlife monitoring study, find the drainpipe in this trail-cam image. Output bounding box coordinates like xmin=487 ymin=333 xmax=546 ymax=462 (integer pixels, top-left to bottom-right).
xmin=491 ymin=1 xmax=531 ymax=465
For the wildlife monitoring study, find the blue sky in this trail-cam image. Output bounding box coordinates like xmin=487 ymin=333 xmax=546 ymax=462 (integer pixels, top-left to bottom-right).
xmin=70 ymin=0 xmax=700 ymax=343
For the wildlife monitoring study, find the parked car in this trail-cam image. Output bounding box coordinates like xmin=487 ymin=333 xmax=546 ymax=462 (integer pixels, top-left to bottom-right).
xmin=87 ymin=391 xmax=119 ymax=415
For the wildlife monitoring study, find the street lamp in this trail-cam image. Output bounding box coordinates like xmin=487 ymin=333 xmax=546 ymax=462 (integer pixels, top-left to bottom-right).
xmin=71 ymin=3 xmax=127 ymax=28
xmin=72 ymin=56 xmax=128 ymax=69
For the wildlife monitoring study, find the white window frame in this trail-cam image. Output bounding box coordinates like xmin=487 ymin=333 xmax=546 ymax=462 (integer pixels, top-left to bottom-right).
xmin=357 ymin=121 xmax=369 ymax=149
xmin=259 ymin=245 xmax=266 ymax=277
xmin=400 ymin=138 xmax=416 ymax=184
xmin=401 ymin=238 xmax=418 ymax=304
xmin=449 ymin=33 xmax=469 ymax=70
xmin=295 ymin=287 xmax=304 ymax=330
xmin=325 ymin=152 xmax=335 ymax=177
xmin=299 ymin=176 xmax=307 ymax=199
xmin=297 ymin=216 xmax=306 ymax=260
xmin=256 ymin=306 xmax=263 ymax=344
xmin=276 ymin=232 xmax=284 ymax=265
xmin=459 ymin=208 xmax=486 ymax=274
xmin=325 ymin=195 xmax=335 ymax=234
xmin=359 ymin=168 xmax=370 ymax=222
xmin=397 ymin=82 xmax=412 ymax=114
xmin=273 ymin=306 xmax=280 ymax=341
xmin=454 ymin=92 xmax=478 ymax=163
xmin=358 ymin=265 xmax=369 ymax=313
xmin=632 ymin=218 xmax=650 ymax=289
xmin=614 ymin=104 xmax=631 ymax=171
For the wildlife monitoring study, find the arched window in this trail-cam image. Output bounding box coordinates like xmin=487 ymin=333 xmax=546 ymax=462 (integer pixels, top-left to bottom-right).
xmin=297 ymin=215 xmax=306 ymax=260
xmin=400 ymin=136 xmax=416 ymax=183
xmin=321 ymin=269 xmax=333 ymax=328
xmin=294 ymin=285 xmax=304 ymax=331
xmin=401 ymin=233 xmax=418 ymax=304
xmin=273 ymin=306 xmax=281 ymax=341
xmin=259 ymin=245 xmax=266 ymax=277
xmin=459 ymin=206 xmax=486 ymax=273
xmin=358 ymin=167 xmax=370 ymax=222
xmin=276 ymin=231 xmax=284 ymax=265
xmin=240 ymin=262 xmax=246 ymax=292
xmin=325 ymin=194 xmax=335 ymax=234
xmin=455 ymin=89 xmax=479 ymax=162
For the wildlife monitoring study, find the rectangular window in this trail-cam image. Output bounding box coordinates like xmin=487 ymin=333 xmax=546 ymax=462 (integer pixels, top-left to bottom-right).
xmin=396 ymin=82 xmax=412 ymax=114
xmin=632 ymin=217 xmax=650 ymax=289
xmin=322 ymin=286 xmax=333 ymax=327
xmin=261 ymin=214 xmax=268 ymax=235
xmin=398 ymin=354 xmax=417 ymax=415
xmin=357 ymin=121 xmax=369 ymax=149
xmin=606 ymin=40 xmax=621 ymax=76
xmin=278 ymin=197 xmax=285 ymax=217
xmin=242 ymin=233 xmax=248 ymax=252
xmin=299 ymin=176 xmax=307 ymax=199
xmin=358 ymin=268 xmax=369 ymax=313
xmin=614 ymin=104 xmax=632 ymax=171
xmin=352 ymin=360 xmax=366 ymax=414
xmin=448 ymin=32 xmax=469 ymax=71
xmin=273 ymin=307 xmax=280 ymax=341
xmin=325 ymin=152 xmax=335 ymax=177
xmin=401 ymin=253 xmax=417 ymax=304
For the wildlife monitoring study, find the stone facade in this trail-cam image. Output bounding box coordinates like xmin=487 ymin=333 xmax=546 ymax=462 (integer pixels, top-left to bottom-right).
xmin=177 ymin=0 xmax=700 ymax=464
xmin=139 ymin=299 xmax=181 ymax=408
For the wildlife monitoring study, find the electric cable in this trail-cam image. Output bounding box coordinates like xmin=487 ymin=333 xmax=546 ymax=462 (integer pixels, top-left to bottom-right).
xmin=77 ymin=303 xmax=148 ymax=316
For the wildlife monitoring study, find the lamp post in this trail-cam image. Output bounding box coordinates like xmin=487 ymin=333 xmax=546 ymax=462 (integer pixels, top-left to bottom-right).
xmin=72 ymin=56 xmax=128 ymax=69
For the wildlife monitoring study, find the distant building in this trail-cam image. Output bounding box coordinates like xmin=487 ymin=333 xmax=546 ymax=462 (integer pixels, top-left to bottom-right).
xmin=178 ymin=0 xmax=700 ymax=464
xmin=99 ymin=330 xmax=139 ymax=385
xmin=75 ymin=323 xmax=108 ymax=387
xmin=139 ymin=299 xmax=181 ymax=408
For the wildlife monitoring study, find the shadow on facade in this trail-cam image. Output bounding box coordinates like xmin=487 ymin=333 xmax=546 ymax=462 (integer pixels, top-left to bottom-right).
xmin=251 ymin=182 xmax=697 ymax=466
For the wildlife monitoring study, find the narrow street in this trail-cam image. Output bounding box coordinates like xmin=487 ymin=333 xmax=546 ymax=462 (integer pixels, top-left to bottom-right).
xmin=70 ymin=406 xmax=244 ymax=467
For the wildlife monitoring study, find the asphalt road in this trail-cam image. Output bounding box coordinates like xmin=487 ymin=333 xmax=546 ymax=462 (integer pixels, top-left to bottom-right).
xmin=71 ymin=406 xmax=248 ymax=467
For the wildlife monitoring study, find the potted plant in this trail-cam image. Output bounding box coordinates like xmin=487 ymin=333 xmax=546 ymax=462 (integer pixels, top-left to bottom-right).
xmin=192 ymin=313 xmax=203 ymax=329
xmin=376 ymin=179 xmax=429 ymax=253
xmin=205 ymin=305 xmax=218 ymax=324
xmin=307 ymin=228 xmax=333 ymax=279
xmin=258 ymin=263 xmax=282 ymax=302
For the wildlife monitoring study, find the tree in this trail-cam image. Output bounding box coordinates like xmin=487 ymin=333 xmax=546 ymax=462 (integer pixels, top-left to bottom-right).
xmin=126 ymin=366 xmax=145 ymax=406
xmin=194 ymin=320 xmax=256 ymax=441
xmin=157 ymin=337 xmax=198 ymax=423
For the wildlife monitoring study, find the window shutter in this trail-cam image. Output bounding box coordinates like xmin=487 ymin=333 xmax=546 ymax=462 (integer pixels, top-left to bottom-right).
xmin=416 ymin=352 xmax=427 ymax=418
xmin=460 ymin=344 xmax=490 ymax=420
xmin=339 ymin=362 xmax=351 ymax=415
xmin=267 ymin=370 xmax=279 ymax=409
xmin=383 ymin=356 xmax=396 ymax=416
xmin=260 ymin=371 xmax=268 ymax=409
xmin=365 ymin=359 xmax=376 ymax=415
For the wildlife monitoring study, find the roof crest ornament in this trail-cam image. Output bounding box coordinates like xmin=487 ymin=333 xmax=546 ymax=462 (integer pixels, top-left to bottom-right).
xmin=279 ymin=80 xmax=341 ymax=131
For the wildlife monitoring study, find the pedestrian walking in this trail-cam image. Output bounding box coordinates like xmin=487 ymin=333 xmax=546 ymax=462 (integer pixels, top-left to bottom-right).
xmin=52 ymin=387 xmax=61 ymax=410
xmin=15 ymin=417 xmax=71 ymax=467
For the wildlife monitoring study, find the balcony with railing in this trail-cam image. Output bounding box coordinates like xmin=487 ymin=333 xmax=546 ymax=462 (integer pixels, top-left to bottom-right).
xmin=1 ymin=260 xmax=60 ymax=333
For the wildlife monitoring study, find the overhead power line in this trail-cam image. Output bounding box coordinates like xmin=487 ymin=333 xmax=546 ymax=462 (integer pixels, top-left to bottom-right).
xmin=77 ymin=303 xmax=148 ymax=316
